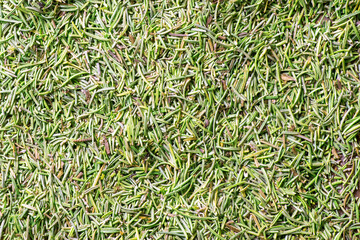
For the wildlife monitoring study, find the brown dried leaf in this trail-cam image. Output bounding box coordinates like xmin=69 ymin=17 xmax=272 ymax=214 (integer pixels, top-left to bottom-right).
xmin=103 ymin=136 xmax=111 ymax=155
xmin=336 ymin=79 xmax=342 ymax=90
xmin=332 ymin=147 xmax=340 ymax=159
xmin=238 ymin=32 xmax=248 ymax=38
xmin=281 ymin=74 xmax=295 ymax=82
xmin=204 ymin=119 xmax=209 ymax=128
xmin=225 ymin=221 xmax=241 ymax=233
xmin=129 ymin=34 xmax=135 ymax=44
xmin=206 ymin=15 xmax=213 ymax=27
xmin=221 ymin=80 xmax=227 ymax=90
xmin=73 ymin=138 xmax=92 ymax=143
xmin=82 ymin=89 xmax=91 ymax=102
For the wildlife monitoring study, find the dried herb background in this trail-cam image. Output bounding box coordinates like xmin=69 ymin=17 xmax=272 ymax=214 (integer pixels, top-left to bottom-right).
xmin=1 ymin=0 xmax=360 ymax=239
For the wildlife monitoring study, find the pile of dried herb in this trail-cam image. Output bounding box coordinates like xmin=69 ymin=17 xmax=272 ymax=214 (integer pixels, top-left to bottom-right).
xmin=1 ymin=0 xmax=360 ymax=239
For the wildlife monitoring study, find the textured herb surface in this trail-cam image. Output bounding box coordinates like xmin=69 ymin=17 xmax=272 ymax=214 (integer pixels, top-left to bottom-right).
xmin=1 ymin=0 xmax=360 ymax=239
